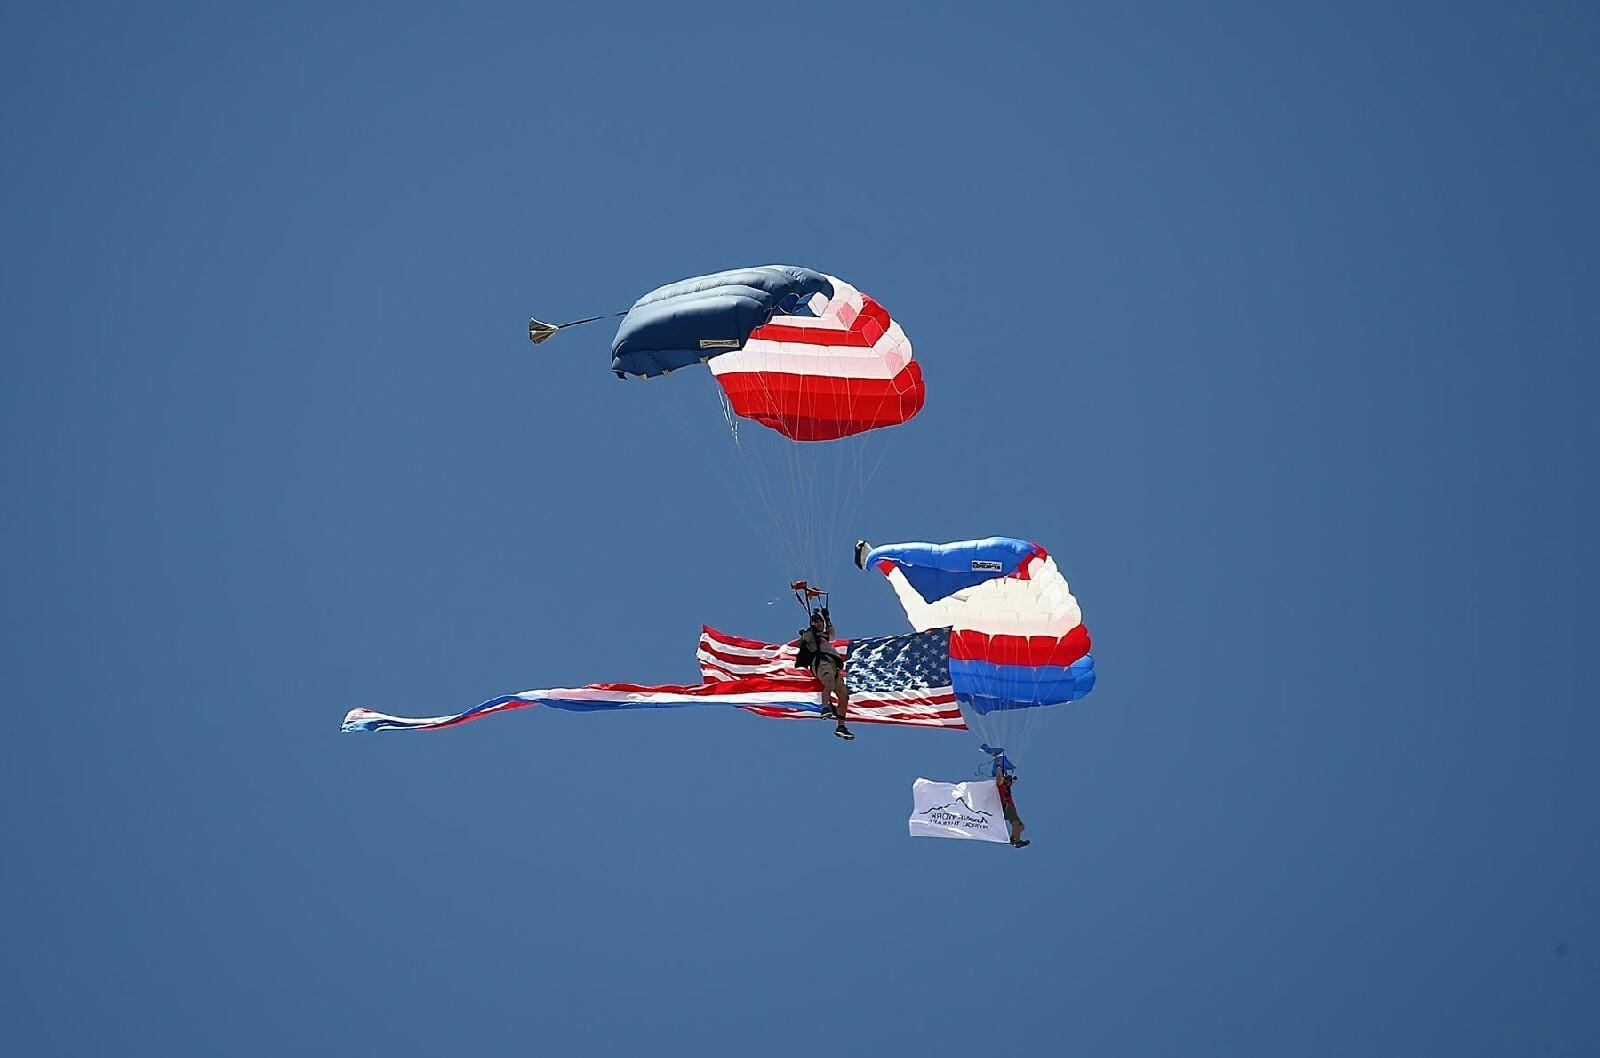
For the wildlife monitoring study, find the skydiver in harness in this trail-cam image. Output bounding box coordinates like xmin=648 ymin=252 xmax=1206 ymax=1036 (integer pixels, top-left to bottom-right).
xmin=985 ymin=747 xmax=1029 ymax=848
xmin=793 ymin=583 xmax=853 ymax=741
xmin=997 ymin=770 xmax=1028 ymax=848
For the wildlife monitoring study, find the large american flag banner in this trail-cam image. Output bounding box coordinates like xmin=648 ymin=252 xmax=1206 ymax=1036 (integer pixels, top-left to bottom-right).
xmin=342 ymin=627 xmax=964 ymax=733
xmin=698 ymin=627 xmax=963 ymax=729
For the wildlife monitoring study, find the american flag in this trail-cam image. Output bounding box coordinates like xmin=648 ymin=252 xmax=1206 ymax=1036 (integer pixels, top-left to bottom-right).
xmin=342 ymin=626 xmax=963 ymax=733
xmin=699 ymin=626 xmax=964 ymax=729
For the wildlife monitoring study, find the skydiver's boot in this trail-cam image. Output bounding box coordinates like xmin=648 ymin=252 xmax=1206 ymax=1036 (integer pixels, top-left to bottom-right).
xmin=834 ymin=724 xmax=855 ymax=741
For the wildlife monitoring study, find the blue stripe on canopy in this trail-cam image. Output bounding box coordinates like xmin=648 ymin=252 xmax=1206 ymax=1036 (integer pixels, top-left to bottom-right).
xmin=864 ymin=537 xmax=1039 ymax=604
xmin=951 ymin=655 xmax=1097 ymax=715
xmin=611 ymin=265 xmax=834 ymax=378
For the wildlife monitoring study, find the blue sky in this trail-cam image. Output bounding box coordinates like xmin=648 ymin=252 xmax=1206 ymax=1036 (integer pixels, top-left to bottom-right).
xmin=3 ymin=2 xmax=1597 ymax=1055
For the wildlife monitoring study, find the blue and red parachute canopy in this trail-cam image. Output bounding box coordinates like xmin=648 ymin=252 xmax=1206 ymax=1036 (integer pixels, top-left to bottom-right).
xmin=865 ymin=537 xmax=1096 ymax=762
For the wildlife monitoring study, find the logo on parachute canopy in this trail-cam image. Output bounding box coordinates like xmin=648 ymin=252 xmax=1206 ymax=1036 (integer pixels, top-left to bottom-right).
xmin=698 ymin=338 xmax=742 ymax=350
xmin=971 ymin=560 xmax=1004 ymax=572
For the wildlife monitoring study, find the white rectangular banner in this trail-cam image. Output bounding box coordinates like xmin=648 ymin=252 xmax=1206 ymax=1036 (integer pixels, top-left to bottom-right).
xmin=908 ymin=777 xmax=1012 ymax=843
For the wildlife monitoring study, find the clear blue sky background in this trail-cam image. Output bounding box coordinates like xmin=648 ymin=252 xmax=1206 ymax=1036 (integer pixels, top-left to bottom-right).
xmin=3 ymin=3 xmax=1596 ymax=1055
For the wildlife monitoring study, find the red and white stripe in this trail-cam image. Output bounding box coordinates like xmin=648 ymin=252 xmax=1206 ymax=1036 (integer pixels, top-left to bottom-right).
xmin=708 ymin=276 xmax=926 ymax=442
xmin=696 ymin=626 xmax=827 ymax=682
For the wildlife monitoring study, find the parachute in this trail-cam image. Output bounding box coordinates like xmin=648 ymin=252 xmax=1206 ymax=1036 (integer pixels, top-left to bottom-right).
xmin=533 ymin=265 xmax=925 ymax=583
xmin=862 ymin=537 xmax=1096 ymax=771
xmin=609 ymin=266 xmax=924 ymax=442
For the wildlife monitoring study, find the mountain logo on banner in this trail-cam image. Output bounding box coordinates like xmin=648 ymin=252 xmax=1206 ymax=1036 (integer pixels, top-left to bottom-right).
xmin=919 ymin=795 xmax=993 ymax=830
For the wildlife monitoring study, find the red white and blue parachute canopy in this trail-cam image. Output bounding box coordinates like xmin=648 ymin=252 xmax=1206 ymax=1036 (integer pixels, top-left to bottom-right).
xmin=864 ymin=538 xmax=1095 ymax=759
xmin=610 ymin=266 xmax=924 ymax=442
xmin=708 ymin=274 xmax=923 ymax=442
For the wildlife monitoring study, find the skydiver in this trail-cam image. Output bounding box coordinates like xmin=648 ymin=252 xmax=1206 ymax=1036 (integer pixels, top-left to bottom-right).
xmin=798 ymin=607 xmax=853 ymax=741
xmin=997 ymin=770 xmax=1029 ymax=847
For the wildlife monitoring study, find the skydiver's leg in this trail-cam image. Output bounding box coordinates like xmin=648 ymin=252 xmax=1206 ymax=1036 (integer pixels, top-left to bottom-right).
xmin=822 ymin=670 xmax=839 ymax=716
xmin=816 ymin=659 xmax=841 ymax=719
xmin=828 ymin=670 xmax=853 ymax=739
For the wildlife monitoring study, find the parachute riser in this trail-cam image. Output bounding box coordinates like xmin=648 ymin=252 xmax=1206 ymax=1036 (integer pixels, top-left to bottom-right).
xmin=790 ymin=580 xmax=829 ymax=616
xmin=980 ymin=743 xmax=1017 ymax=780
